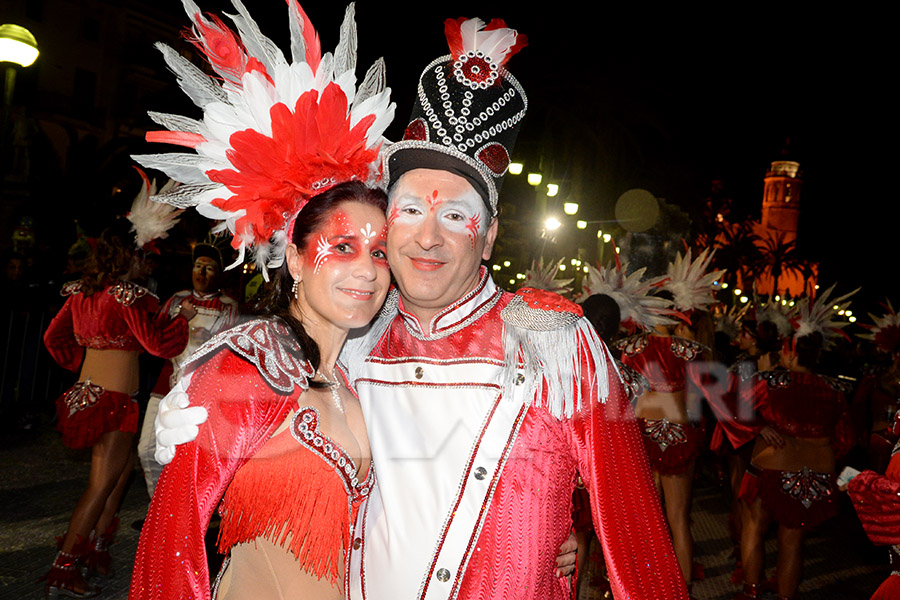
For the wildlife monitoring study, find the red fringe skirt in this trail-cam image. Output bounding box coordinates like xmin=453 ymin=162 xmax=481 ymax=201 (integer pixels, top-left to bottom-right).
xmin=638 ymin=418 xmax=703 ymax=475
xmin=55 ymin=380 xmax=138 ymax=449
xmin=738 ymin=463 xmax=838 ymax=529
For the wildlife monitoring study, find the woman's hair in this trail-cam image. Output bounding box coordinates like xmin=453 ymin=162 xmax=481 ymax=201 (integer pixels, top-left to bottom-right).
xmin=581 ymin=294 xmax=621 ymax=346
xmin=251 ymin=181 xmax=388 ymax=378
xmin=794 ymin=331 xmax=824 ymax=370
xmin=80 ymin=219 xmax=135 ymax=295
xmin=756 ymin=320 xmax=780 ymax=354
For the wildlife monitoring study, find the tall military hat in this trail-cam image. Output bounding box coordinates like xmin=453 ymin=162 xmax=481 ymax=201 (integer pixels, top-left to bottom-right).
xmin=383 ymin=18 xmax=527 ymax=216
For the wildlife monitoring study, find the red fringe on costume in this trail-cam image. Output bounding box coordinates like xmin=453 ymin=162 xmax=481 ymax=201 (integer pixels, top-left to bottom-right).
xmin=216 ymin=428 xmax=358 ymax=586
xmin=639 ymin=419 xmax=704 ymax=475
xmin=739 ymin=466 xmax=837 ymax=529
xmin=55 ymin=385 xmax=137 ymax=449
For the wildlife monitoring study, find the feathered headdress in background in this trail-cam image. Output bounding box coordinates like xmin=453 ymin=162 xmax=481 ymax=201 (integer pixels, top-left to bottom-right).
xmin=861 ymin=299 xmax=900 ymax=354
xmin=663 ymin=248 xmax=726 ymax=317
xmin=579 ymin=261 xmax=677 ymax=331
xmin=522 ymin=258 xmax=573 ymax=295
xmin=715 ymin=302 xmax=751 ymax=341
xmin=793 ymin=283 xmax=858 ymax=347
xmin=132 ymin=0 xmax=394 ymax=277
xmin=126 ymin=167 xmax=182 ymax=251
xmin=755 ymin=294 xmax=798 ymax=339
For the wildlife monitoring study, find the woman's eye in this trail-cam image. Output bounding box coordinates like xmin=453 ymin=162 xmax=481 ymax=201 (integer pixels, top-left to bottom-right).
xmin=335 ymin=243 xmax=352 ymax=253
xmin=371 ymin=249 xmax=387 ymax=260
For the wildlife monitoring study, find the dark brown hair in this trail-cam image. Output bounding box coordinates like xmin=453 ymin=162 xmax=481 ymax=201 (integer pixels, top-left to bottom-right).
xmin=250 ymin=181 xmax=388 ymax=377
xmin=80 ymin=219 xmax=135 ymax=295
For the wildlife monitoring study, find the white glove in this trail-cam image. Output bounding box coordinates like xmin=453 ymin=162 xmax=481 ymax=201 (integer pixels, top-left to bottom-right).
xmin=154 ymin=372 xmax=207 ymax=465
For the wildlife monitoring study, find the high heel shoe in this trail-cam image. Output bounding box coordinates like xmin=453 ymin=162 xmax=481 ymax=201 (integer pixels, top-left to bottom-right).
xmin=84 ymin=517 xmax=119 ymax=579
xmin=733 ymin=582 xmax=760 ymax=600
xmin=45 ymin=546 xmax=100 ymax=599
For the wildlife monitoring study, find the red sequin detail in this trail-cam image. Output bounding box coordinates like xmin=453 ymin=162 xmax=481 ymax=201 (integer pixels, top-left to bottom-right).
xmin=459 ymin=56 xmax=494 ymax=85
xmin=516 ymin=287 xmax=583 ymax=316
xmin=403 ymin=118 xmax=428 ymax=141
xmin=476 ymin=142 xmax=510 ymax=175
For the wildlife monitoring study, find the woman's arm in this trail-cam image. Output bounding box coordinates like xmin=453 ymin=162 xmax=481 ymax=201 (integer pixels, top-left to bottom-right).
xmin=129 ymin=350 xmax=295 ymax=600
xmin=43 ymin=297 xmax=84 ymax=372
xmin=119 ymin=293 xmax=190 ymax=359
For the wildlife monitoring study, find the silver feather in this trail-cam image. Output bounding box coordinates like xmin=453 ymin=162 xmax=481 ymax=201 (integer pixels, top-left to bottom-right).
xmin=225 ymin=0 xmax=286 ymax=74
xmin=131 ymin=153 xmax=220 ymax=185
xmin=156 ymin=43 xmax=227 ymax=107
xmin=333 ymin=3 xmax=357 ymax=79
xmin=151 ymin=182 xmax=223 ymax=208
xmin=287 ymin=0 xmax=308 ymax=65
xmin=148 ymin=111 xmax=204 ymax=135
xmin=355 ymin=58 xmax=386 ymax=107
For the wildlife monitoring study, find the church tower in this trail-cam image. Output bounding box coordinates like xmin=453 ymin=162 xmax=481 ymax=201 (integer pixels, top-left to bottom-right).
xmin=760 ymin=159 xmax=802 ymax=244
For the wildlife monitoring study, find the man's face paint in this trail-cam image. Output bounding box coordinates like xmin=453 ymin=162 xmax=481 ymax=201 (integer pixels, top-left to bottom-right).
xmin=386 ymin=168 xmax=497 ymax=322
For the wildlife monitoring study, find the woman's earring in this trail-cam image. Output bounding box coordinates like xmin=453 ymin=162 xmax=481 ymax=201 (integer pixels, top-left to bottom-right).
xmin=291 ymin=278 xmax=299 ymax=299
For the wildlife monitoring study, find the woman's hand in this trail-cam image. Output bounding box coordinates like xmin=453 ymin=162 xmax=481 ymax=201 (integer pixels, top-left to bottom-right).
xmin=759 ymin=425 xmax=785 ymax=448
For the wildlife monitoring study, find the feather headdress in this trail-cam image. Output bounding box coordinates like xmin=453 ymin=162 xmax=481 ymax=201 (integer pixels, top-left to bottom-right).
xmin=126 ymin=167 xmax=182 ymax=250
xmin=663 ymin=248 xmax=726 ymax=316
xmin=579 ymin=262 xmax=676 ymax=330
xmin=793 ymin=284 xmax=858 ymax=347
xmin=522 ymin=258 xmax=573 ymax=295
xmin=755 ymin=294 xmax=798 ymax=339
xmin=133 ymin=1 xmax=394 ymax=277
xmin=715 ymin=302 xmax=751 ymax=341
xmin=861 ymin=299 xmax=900 ymax=354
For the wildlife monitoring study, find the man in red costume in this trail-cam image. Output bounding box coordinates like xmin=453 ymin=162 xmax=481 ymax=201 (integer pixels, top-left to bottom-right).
xmin=157 ymin=15 xmax=686 ymax=599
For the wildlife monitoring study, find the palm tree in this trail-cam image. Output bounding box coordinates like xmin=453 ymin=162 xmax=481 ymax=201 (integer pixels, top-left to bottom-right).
xmin=759 ymin=232 xmax=804 ymax=296
xmin=713 ymin=220 xmax=764 ymax=289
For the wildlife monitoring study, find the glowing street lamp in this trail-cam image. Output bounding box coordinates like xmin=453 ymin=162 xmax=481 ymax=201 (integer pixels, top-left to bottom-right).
xmin=503 ymin=260 xmax=511 ymax=267
xmin=596 ymin=230 xmax=603 ymax=239
xmin=546 ymin=184 xmax=559 ymax=197
xmin=563 ymin=202 xmax=579 ymax=215
xmin=576 ymin=220 xmax=587 ymax=229
xmin=509 ymin=162 xmax=523 ymax=175
xmin=603 ymin=233 xmax=611 ymax=243
xmin=545 ymin=216 xmax=561 ymax=231
xmin=0 ymin=24 xmax=39 ymax=67
xmin=527 ymin=173 xmax=542 ymax=186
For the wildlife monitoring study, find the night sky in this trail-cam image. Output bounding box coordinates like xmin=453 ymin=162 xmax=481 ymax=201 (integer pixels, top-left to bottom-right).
xmin=141 ymin=2 xmax=896 ymax=310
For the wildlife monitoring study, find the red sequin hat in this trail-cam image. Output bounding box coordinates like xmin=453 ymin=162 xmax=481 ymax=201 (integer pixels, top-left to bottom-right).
xmin=383 ymin=18 xmax=528 ymax=216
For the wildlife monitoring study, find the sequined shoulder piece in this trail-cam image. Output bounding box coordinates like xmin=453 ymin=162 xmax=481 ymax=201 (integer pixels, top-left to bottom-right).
xmin=107 ymin=280 xmax=154 ymax=306
xmin=759 ymin=369 xmax=792 ymax=389
xmin=617 ymin=360 xmax=649 ymax=401
xmin=615 ymin=332 xmax=650 ymax=356
xmin=819 ymin=374 xmax=854 ymax=395
xmin=670 ymin=336 xmax=705 ymax=361
xmin=729 ymin=359 xmax=757 ymax=382
xmin=500 ymin=287 xmax=583 ymax=331
xmin=188 ymin=318 xmax=314 ymax=394
xmin=60 ymin=280 xmax=83 ymax=296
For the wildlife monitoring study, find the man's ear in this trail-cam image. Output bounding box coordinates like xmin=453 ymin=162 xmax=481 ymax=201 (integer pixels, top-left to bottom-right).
xmin=481 ymin=218 xmax=499 ymax=261
xmin=285 ymin=243 xmax=303 ymax=283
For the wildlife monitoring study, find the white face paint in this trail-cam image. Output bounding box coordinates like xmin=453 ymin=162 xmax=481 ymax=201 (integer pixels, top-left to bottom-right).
xmin=360 ymin=222 xmax=377 ymax=245
xmin=313 ymin=234 xmax=333 ymax=274
xmin=386 ymin=169 xmax=498 ymax=323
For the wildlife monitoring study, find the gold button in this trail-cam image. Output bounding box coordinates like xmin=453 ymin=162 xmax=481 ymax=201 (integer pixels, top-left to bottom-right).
xmin=353 ymin=537 xmax=362 ymax=550
xmin=436 ymin=568 xmax=451 ymax=582
xmin=515 ymin=373 xmax=525 ymax=385
xmin=415 ymin=366 xmax=424 ymax=379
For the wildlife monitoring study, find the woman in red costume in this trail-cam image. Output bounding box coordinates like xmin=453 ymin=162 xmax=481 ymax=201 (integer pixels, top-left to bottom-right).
xmin=847 ymin=413 xmax=900 ymax=599
xmin=131 ymin=182 xmax=390 ymax=599
xmin=43 ymin=219 xmax=192 ymax=597
xmin=730 ymin=324 xmax=854 ymax=600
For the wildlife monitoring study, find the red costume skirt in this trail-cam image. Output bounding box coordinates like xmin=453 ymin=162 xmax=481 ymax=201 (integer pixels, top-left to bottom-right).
xmin=871 ymin=547 xmax=900 ymax=600
xmin=55 ymin=380 xmax=138 ymax=449
xmin=638 ymin=417 xmax=703 ymax=475
xmin=738 ymin=463 xmax=838 ymax=529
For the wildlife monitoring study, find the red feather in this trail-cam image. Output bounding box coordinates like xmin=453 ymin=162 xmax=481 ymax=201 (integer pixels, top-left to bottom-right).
xmin=145 ymin=131 xmax=207 ymax=148
xmin=185 ymin=13 xmax=249 ymax=87
xmin=286 ymin=0 xmax=321 ymax=73
xmin=444 ymin=18 xmax=465 ymax=57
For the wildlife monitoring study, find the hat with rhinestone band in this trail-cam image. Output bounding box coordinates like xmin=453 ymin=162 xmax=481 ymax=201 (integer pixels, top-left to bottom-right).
xmin=383 ymin=18 xmax=527 ymax=216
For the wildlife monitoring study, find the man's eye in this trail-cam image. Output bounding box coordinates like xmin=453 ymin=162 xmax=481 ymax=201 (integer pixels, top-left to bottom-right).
xmin=445 ymin=212 xmax=465 ymax=221
xmin=402 ymin=206 xmax=422 ymax=215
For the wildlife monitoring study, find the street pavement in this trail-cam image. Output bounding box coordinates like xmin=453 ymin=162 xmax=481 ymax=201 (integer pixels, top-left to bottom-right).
xmin=0 ymin=426 xmax=890 ymax=599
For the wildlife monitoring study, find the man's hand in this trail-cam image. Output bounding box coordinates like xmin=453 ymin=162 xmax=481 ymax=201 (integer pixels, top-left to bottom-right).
xmin=555 ymin=531 xmax=577 ymax=578
xmin=154 ymin=374 xmax=206 ymax=464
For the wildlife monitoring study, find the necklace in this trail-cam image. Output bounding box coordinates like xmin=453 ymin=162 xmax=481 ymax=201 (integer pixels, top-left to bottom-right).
xmin=317 ymin=369 xmax=345 ymax=415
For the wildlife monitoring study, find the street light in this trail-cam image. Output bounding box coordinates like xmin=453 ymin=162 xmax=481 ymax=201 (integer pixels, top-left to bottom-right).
xmin=576 ymin=220 xmax=587 ymax=229
xmin=545 ymin=216 xmax=561 ymax=231
xmin=503 ymin=260 xmax=511 ymax=267
xmin=509 ymin=162 xmax=523 ymax=175
xmin=527 ymin=173 xmax=542 ymax=186
xmin=596 ymin=229 xmax=603 ymax=239
xmin=602 ymin=233 xmax=611 ymax=243
xmin=563 ymin=202 xmax=578 ymax=215
xmin=0 ymin=24 xmax=39 ymax=67
xmin=546 ymin=184 xmax=559 ymax=197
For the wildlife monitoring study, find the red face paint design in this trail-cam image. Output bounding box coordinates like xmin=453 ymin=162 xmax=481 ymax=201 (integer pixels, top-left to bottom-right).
xmin=426 ymin=189 xmax=446 ymax=212
xmin=387 ymin=204 xmax=400 ymax=228
xmin=465 ymin=213 xmax=482 ymax=249
xmin=305 ymin=209 xmax=388 ymax=273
